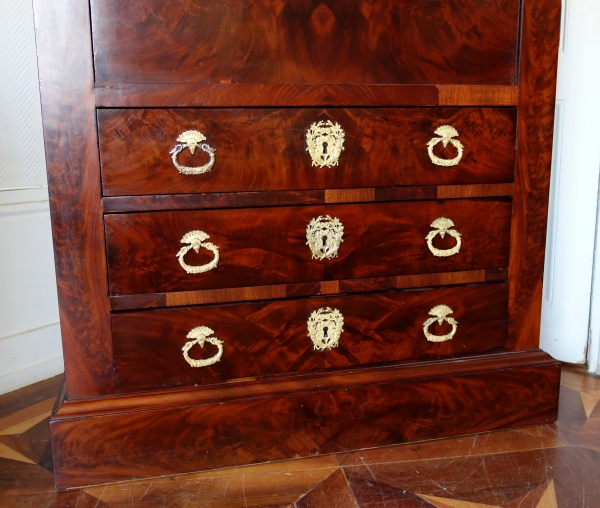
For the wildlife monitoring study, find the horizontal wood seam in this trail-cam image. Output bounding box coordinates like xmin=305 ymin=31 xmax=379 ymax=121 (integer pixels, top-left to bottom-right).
xmin=110 ymin=269 xmax=508 ymax=311
xmin=103 ymin=184 xmax=514 ymax=213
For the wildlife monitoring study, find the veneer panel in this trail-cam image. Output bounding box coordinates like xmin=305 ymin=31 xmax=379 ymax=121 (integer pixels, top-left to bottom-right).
xmin=98 ymin=108 xmax=517 ymax=197
xmin=105 ymin=200 xmax=512 ymax=295
xmin=91 ymin=0 xmax=520 ymax=85
xmin=112 ymin=284 xmax=509 ymax=392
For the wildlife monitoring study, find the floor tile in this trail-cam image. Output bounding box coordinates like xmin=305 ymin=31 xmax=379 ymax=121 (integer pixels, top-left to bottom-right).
xmin=561 ymin=368 xmax=600 ymax=393
xmin=342 ymin=470 xmax=436 ymax=508
xmin=73 ymin=491 xmax=113 ymax=507
xmin=417 ymin=494 xmax=501 ymax=507
xmin=0 ymin=456 xmax=57 ymax=494
xmin=1 ymin=491 xmax=68 ymax=508
xmin=0 ymin=441 xmax=36 ymax=464
xmin=0 ymin=397 xmax=55 ymax=435
xmin=38 ymin=441 xmax=55 ymax=473
xmin=502 ymin=480 xmax=550 ymax=508
xmin=343 ymin=445 xmax=600 ymax=508
xmin=579 ymin=389 xmax=600 ymax=418
xmin=294 ymin=469 xmax=358 ymax=508
xmin=0 ymin=375 xmax=62 ymax=421
xmin=536 ymin=480 xmax=559 ymax=508
xmin=550 ymin=385 xmax=588 ymax=443
xmin=84 ymin=466 xmax=338 ymax=507
xmin=338 ymin=427 xmax=567 ymax=468
xmin=0 ymin=417 xmax=51 ymax=463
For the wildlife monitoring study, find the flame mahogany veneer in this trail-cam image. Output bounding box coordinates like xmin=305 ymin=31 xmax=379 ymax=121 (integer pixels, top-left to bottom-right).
xmin=112 ymin=284 xmax=509 ymax=392
xmin=105 ymin=200 xmax=512 ymax=295
xmin=98 ymin=108 xmax=516 ymax=196
xmin=33 ymin=0 xmax=562 ymax=490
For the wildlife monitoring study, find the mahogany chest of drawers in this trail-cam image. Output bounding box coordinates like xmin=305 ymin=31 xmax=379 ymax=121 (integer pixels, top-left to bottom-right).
xmin=33 ymin=0 xmax=562 ymax=489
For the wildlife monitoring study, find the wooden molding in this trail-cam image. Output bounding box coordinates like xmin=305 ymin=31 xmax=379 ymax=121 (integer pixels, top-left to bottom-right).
xmin=508 ymin=0 xmax=562 ymax=349
xmin=95 ymin=83 xmax=519 ymax=108
xmin=32 ymin=0 xmax=114 ymax=397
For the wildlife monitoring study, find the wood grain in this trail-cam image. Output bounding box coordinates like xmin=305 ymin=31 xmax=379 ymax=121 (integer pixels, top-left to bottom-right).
xmin=50 ymin=353 xmax=560 ymax=489
xmin=32 ymin=0 xmax=114 ymax=397
xmin=94 ymin=83 xmax=520 ymax=108
xmin=90 ymin=0 xmax=520 ymax=85
xmin=98 ymin=107 xmax=517 ymax=197
xmin=102 ymin=184 xmax=514 ymax=213
xmin=105 ymin=200 xmax=512 ymax=296
xmin=508 ymin=0 xmax=562 ymax=350
xmin=438 ymin=85 xmax=520 ymax=106
xmin=437 ymin=183 xmax=514 ymax=199
xmin=325 ymin=188 xmax=375 ymax=204
xmin=36 ymin=0 xmax=561 ymax=491
xmin=112 ymin=284 xmax=509 ymax=392
xmin=109 ymin=270 xmax=506 ymax=311
xmin=52 ymin=350 xmax=558 ymax=419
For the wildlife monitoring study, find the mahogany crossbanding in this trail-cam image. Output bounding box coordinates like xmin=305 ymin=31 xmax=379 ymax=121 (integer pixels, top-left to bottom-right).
xmin=438 ymin=85 xmax=519 ymax=106
xmin=102 ymin=184 xmax=514 ymax=213
xmin=109 ymin=269 xmax=508 ymax=311
xmin=94 ymin=83 xmax=520 ymax=108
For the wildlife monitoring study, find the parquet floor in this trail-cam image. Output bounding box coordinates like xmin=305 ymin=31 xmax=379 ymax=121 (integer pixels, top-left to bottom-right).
xmin=1 ymin=366 xmax=599 ymax=507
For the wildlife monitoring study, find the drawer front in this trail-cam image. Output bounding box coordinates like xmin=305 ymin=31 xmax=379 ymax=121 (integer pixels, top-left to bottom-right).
xmin=113 ymin=283 xmax=509 ymax=392
xmin=91 ymin=0 xmax=519 ymax=85
xmin=99 ymin=108 xmax=516 ymax=197
xmin=105 ymin=200 xmax=511 ymax=296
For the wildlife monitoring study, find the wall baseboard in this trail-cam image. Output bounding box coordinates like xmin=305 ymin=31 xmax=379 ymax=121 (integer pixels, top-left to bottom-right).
xmin=0 ymin=193 xmax=62 ymax=396
xmin=0 ymin=323 xmax=63 ymax=396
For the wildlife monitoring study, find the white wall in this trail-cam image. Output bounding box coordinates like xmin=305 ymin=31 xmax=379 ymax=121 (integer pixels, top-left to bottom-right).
xmin=0 ymin=0 xmax=63 ymax=395
xmin=540 ymin=0 xmax=600 ymax=367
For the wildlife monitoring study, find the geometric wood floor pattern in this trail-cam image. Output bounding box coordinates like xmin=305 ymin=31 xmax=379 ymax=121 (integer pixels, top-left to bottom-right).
xmin=1 ymin=366 xmax=599 ymax=507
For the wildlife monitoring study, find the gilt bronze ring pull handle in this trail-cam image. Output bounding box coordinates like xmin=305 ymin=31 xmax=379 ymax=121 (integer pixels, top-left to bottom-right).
xmin=182 ymin=326 xmax=224 ymax=368
xmin=170 ymin=130 xmax=216 ymax=175
xmin=426 ymin=217 xmax=462 ymax=257
xmin=427 ymin=125 xmax=464 ymax=167
xmin=423 ymin=305 xmax=458 ymax=342
xmin=176 ymin=230 xmax=220 ymax=274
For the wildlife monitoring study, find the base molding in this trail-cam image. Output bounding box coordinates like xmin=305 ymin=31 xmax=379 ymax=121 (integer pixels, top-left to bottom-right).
xmin=50 ymin=350 xmax=560 ymax=490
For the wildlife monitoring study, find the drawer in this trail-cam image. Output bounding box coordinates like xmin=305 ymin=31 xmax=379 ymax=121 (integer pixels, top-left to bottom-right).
xmin=113 ymin=283 xmax=509 ymax=393
xmin=99 ymin=108 xmax=516 ymax=196
xmin=105 ymin=199 xmax=511 ymax=296
xmin=91 ymin=0 xmax=519 ymax=85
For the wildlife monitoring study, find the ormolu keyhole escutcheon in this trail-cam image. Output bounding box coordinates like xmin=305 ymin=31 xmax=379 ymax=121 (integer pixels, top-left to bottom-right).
xmin=306 ymin=216 xmax=344 ymax=260
xmin=307 ymin=308 xmax=344 ymax=351
xmin=306 ymin=121 xmax=345 ymax=168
